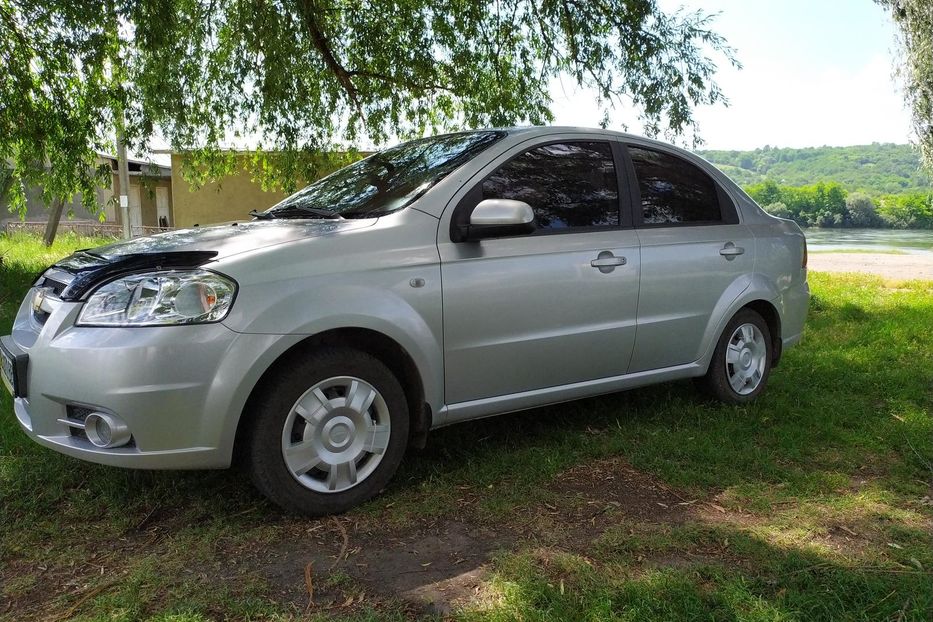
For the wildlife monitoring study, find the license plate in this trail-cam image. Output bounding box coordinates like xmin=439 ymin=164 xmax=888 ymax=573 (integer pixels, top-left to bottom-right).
xmin=0 ymin=336 xmax=26 ymax=398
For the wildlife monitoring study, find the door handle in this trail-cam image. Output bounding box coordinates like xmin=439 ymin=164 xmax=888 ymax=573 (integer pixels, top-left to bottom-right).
xmin=591 ymin=251 xmax=626 ymax=273
xmin=720 ymin=242 xmax=745 ymax=260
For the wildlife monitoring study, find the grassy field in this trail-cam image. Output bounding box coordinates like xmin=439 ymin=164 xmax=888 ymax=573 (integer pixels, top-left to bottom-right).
xmin=1 ymin=232 xmax=931 ymax=621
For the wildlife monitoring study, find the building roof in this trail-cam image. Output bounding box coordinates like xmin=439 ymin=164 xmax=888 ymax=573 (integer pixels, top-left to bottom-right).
xmin=97 ymin=152 xmax=171 ymax=177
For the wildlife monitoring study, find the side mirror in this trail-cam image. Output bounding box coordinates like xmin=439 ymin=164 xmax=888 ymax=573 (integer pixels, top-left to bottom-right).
xmin=459 ymin=199 xmax=536 ymax=241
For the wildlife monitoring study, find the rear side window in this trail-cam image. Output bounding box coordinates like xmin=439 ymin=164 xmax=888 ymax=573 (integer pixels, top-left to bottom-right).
xmin=629 ymin=146 xmax=722 ymax=225
xmin=481 ymin=141 xmax=619 ymax=230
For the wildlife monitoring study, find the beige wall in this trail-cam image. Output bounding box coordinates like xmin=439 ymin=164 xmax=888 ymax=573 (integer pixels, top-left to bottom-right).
xmin=170 ymin=154 xmax=290 ymax=229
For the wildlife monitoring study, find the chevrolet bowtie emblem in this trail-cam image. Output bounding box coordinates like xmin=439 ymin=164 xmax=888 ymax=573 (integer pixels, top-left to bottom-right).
xmin=32 ymin=289 xmax=46 ymax=314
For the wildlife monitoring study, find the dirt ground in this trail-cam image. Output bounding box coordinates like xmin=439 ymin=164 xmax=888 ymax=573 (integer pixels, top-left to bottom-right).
xmin=1 ymin=457 xmax=743 ymax=620
xmin=224 ymin=457 xmax=740 ymax=617
xmin=808 ymin=252 xmax=933 ymax=280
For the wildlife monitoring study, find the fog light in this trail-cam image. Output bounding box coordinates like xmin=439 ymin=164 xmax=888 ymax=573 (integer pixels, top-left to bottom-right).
xmin=84 ymin=412 xmax=132 ymax=448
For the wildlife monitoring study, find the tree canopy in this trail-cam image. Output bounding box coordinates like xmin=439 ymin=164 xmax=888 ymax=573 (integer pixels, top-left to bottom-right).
xmin=0 ymin=1 xmax=116 ymax=216
xmin=878 ymin=0 xmax=933 ymax=173
xmin=0 ymin=0 xmax=738 ymax=216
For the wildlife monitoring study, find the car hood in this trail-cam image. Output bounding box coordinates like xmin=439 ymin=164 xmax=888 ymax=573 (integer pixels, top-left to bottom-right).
xmin=89 ymin=219 xmax=375 ymax=260
xmin=44 ymin=219 xmax=375 ymax=301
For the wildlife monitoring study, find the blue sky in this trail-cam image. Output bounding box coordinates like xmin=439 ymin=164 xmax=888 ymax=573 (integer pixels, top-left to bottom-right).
xmin=551 ymin=0 xmax=913 ymax=149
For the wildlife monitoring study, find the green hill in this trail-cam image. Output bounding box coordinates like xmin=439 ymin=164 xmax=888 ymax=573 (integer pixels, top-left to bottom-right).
xmin=696 ymin=143 xmax=930 ymax=195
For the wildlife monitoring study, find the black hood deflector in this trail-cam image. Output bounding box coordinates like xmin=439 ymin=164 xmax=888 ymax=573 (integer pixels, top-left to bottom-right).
xmin=45 ymin=250 xmax=218 ymax=301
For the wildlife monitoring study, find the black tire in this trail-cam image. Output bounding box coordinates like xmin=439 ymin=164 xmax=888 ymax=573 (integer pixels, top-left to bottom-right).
xmin=246 ymin=347 xmax=409 ymax=516
xmin=696 ymin=308 xmax=773 ymax=405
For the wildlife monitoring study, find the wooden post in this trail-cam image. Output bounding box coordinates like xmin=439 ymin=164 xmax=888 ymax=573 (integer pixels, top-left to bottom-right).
xmin=116 ymin=116 xmax=132 ymax=239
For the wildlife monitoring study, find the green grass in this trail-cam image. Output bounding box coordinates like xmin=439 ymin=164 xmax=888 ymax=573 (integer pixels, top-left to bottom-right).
xmin=1 ymin=232 xmax=931 ymax=621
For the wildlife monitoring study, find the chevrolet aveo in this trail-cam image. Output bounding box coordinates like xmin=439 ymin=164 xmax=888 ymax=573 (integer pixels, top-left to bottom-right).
xmin=1 ymin=127 xmax=809 ymax=515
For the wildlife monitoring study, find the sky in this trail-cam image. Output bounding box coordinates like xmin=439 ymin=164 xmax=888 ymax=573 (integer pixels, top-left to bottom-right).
xmin=549 ymin=0 xmax=914 ymax=150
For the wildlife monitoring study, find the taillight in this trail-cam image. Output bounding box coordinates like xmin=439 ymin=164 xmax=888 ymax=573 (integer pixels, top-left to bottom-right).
xmin=802 ymin=237 xmax=808 ymax=269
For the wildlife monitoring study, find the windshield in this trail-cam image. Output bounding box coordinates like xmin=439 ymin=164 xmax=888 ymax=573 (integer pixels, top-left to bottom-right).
xmin=261 ymin=131 xmax=506 ymax=219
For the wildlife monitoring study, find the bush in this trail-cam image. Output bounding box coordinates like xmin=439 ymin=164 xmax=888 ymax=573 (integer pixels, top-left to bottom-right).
xmin=878 ymin=193 xmax=933 ymax=229
xmin=845 ymin=193 xmax=883 ymax=227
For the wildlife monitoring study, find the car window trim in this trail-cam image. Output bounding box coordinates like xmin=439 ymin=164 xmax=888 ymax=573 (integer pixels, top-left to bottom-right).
xmin=610 ymin=140 xmax=636 ymax=229
xmin=621 ymin=143 xmax=740 ymax=228
xmin=449 ymin=138 xmax=629 ymax=242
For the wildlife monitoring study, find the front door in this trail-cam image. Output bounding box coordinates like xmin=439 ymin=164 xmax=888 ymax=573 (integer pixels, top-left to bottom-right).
xmin=155 ymin=186 xmax=170 ymax=228
xmin=128 ymin=184 xmax=142 ymax=233
xmin=440 ymin=140 xmax=640 ymax=405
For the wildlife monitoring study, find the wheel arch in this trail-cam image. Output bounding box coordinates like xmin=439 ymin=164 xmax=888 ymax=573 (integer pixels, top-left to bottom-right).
xmin=700 ymin=296 xmax=783 ymax=374
xmin=697 ymin=273 xmax=785 ymax=373
xmin=742 ymin=299 xmax=783 ymax=366
xmin=233 ymin=327 xmax=433 ymax=466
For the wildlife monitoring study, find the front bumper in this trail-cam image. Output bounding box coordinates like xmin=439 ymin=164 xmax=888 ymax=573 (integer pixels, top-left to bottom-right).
xmin=6 ymin=286 xmax=296 ymax=469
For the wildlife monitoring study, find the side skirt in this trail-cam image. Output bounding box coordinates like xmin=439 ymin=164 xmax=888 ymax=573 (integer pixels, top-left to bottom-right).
xmin=434 ymin=362 xmax=704 ymax=428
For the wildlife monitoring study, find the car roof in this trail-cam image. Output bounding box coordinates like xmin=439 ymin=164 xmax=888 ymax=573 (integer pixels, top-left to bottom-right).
xmin=496 ymin=125 xmax=650 ymax=141
xmin=416 ymin=126 xmax=694 ymax=158
xmin=494 ymin=125 xmax=713 ymax=165
xmin=483 ymin=126 xmax=699 ymax=156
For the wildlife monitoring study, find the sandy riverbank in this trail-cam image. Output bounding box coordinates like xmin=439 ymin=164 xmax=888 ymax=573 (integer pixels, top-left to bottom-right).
xmin=808 ymin=252 xmax=933 ymax=281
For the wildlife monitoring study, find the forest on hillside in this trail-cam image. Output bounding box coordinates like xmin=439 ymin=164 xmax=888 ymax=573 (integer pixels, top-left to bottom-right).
xmin=698 ymin=143 xmax=930 ymax=195
xmin=697 ymin=144 xmax=933 ymax=229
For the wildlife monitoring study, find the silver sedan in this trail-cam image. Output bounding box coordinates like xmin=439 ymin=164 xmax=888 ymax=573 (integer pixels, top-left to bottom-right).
xmin=2 ymin=127 xmax=809 ymax=515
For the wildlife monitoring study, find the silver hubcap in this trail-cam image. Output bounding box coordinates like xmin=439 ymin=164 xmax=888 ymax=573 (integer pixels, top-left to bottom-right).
xmin=725 ymin=323 xmax=767 ymax=395
xmin=281 ymin=376 xmax=391 ymax=493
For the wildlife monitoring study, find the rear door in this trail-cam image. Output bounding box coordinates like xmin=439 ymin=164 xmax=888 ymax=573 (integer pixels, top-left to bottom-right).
xmin=624 ymin=144 xmax=755 ymax=372
xmin=438 ymin=139 xmax=640 ymax=404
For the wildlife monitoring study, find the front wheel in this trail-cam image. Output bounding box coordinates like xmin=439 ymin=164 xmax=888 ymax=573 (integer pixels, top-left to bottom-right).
xmin=697 ymin=309 xmax=772 ymax=404
xmin=246 ymin=347 xmax=409 ymax=516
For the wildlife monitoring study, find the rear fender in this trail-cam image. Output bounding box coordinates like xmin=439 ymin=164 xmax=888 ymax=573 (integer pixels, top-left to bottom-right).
xmin=696 ymin=273 xmax=781 ymax=372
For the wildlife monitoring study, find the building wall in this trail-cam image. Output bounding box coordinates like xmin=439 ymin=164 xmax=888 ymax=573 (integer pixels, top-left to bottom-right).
xmin=2 ymin=162 xmax=173 ymax=231
xmin=111 ymin=176 xmax=174 ymax=228
xmin=170 ymin=154 xmax=290 ymax=229
xmin=169 ymin=152 xmax=367 ymax=229
xmin=1 ymin=181 xmax=102 ymax=228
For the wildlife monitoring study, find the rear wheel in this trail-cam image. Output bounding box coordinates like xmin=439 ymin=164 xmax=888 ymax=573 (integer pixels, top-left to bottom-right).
xmin=247 ymin=347 xmax=409 ymax=516
xmin=697 ymin=309 xmax=772 ymax=404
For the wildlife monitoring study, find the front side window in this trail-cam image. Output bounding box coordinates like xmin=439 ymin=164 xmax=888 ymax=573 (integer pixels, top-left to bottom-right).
xmin=264 ymin=131 xmax=505 ymax=219
xmin=481 ymin=141 xmax=620 ymax=230
xmin=629 ymin=146 xmax=722 ymax=225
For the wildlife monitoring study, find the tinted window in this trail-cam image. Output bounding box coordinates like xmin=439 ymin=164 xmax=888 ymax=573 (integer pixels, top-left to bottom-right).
xmin=629 ymin=146 xmax=721 ymax=225
xmin=481 ymin=141 xmax=619 ymax=230
xmin=265 ymin=131 xmax=505 ymax=219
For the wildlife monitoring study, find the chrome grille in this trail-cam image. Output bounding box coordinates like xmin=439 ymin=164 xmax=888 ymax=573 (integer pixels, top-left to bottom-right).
xmin=36 ymin=268 xmax=75 ymax=296
xmin=32 ymin=269 xmax=76 ymax=324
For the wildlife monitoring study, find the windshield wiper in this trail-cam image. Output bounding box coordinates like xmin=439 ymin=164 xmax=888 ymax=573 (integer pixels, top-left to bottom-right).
xmin=250 ymin=205 xmax=342 ymax=220
xmin=249 ymin=209 xmax=274 ymax=220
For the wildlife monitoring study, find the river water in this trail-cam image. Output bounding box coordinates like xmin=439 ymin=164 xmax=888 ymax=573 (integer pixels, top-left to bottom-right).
xmin=802 ymin=228 xmax=933 ymax=254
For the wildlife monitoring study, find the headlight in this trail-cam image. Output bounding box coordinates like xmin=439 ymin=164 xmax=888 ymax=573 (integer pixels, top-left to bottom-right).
xmin=77 ymin=270 xmax=237 ymax=326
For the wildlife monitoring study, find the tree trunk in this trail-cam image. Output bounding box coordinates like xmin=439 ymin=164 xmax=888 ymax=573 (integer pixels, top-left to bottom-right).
xmin=42 ymin=198 xmax=66 ymax=247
